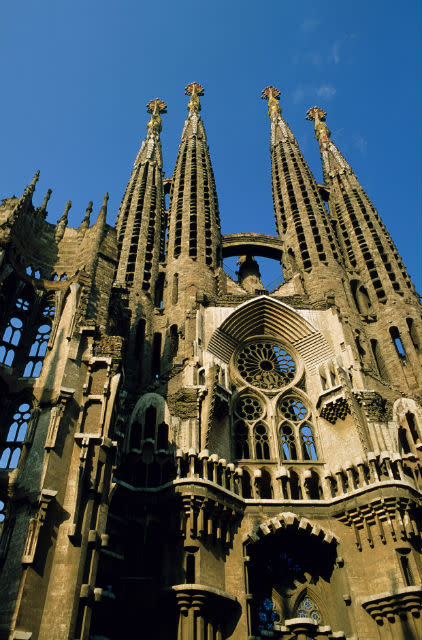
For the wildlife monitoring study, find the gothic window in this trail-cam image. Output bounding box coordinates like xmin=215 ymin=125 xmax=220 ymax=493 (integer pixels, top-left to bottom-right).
xmin=278 ymin=396 xmax=317 ymax=461
xmin=254 ymin=423 xmax=270 ymax=459
xmin=241 ymin=468 xmax=252 ymax=498
xmin=0 ymin=402 xmax=31 ymax=469
xmin=0 ymin=317 xmax=23 ymax=366
xmin=23 ymin=323 xmax=51 ymax=377
xmin=233 ymin=395 xmax=269 ymax=460
xmin=280 ymin=424 xmax=297 ymax=460
xmin=169 ymin=324 xmax=179 ymax=357
xmin=235 ymin=421 xmax=250 ymax=459
xmin=300 ymin=424 xmax=318 ymax=461
xmin=236 ymin=341 xmax=296 ymax=390
xmin=257 ymin=598 xmax=279 ymax=632
xmin=144 ymin=406 xmax=156 ymax=440
xmin=390 ymin=327 xmax=406 ymax=360
xmin=296 ymin=595 xmax=323 ymax=624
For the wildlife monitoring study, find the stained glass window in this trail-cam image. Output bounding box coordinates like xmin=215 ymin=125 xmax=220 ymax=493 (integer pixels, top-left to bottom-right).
xmin=257 ymin=597 xmax=279 ymax=631
xmin=297 ymin=595 xmax=322 ymax=624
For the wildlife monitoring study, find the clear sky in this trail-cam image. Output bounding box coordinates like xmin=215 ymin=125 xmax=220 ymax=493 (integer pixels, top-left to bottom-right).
xmin=1 ymin=1 xmax=421 ymax=291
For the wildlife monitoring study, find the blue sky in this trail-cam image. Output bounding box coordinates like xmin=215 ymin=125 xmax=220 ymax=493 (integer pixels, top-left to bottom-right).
xmin=1 ymin=1 xmax=420 ymax=291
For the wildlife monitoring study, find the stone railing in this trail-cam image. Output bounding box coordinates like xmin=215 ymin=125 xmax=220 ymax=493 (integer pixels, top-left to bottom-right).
xmin=174 ymin=449 xmax=421 ymax=503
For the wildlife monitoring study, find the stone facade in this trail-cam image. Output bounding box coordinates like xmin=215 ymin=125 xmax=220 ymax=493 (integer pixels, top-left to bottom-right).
xmin=0 ymin=84 xmax=421 ymax=640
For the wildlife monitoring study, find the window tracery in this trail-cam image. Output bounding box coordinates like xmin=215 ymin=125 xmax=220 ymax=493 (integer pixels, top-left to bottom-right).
xmin=234 ymin=395 xmax=268 ymax=460
xmin=236 ymin=341 xmax=296 ymax=390
xmin=296 ymin=595 xmax=323 ymax=624
xmin=0 ymin=402 xmax=31 ymax=469
xmin=278 ymin=396 xmax=317 ymax=461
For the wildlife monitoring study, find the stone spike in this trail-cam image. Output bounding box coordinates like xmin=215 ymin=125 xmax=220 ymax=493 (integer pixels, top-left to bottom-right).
xmin=38 ymin=189 xmax=52 ymax=217
xmin=79 ymin=201 xmax=93 ymax=231
xmin=96 ymin=192 xmax=109 ymax=225
xmin=54 ymin=200 xmax=71 ymax=242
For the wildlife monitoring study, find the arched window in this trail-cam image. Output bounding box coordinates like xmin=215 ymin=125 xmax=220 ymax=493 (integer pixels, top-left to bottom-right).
xmin=0 ymin=402 xmax=31 ymax=469
xmin=172 ymin=273 xmax=179 ymax=305
xmin=144 ymin=406 xmax=156 ymax=440
xmin=296 ymin=595 xmax=323 ymax=624
xmin=169 ymin=324 xmax=179 ymax=357
xmin=256 ymin=598 xmax=279 ymax=632
xmin=390 ymin=327 xmax=406 ymax=360
xmin=235 ymin=421 xmax=250 ymax=459
xmin=157 ymin=422 xmax=169 ymax=450
xmin=259 ymin=469 xmax=273 ymax=498
xmin=23 ymin=323 xmax=51 ymax=377
xmin=254 ymin=423 xmax=270 ymax=459
xmin=233 ymin=395 xmax=268 ymax=461
xmin=0 ymin=317 xmax=23 ymax=365
xmin=241 ymin=469 xmax=252 ymax=498
xmin=280 ymin=424 xmax=297 ymax=460
xmin=300 ymin=424 xmax=318 ymax=461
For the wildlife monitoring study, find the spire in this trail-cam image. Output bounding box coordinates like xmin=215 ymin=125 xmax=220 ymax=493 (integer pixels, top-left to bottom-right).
xmin=306 ymin=107 xmax=352 ymax=179
xmin=166 ymin=83 xmax=221 ymax=272
xmin=55 ymin=200 xmax=71 ymax=242
xmin=6 ymin=171 xmax=41 ymax=227
xmin=180 ymin=82 xmax=206 ymax=140
xmin=97 ymin=192 xmax=109 ymax=226
xmin=307 ymin=107 xmax=416 ymax=300
xmin=133 ymin=98 xmax=167 ymax=169
xmin=115 ymin=100 xmax=167 ymax=298
xmin=79 ymin=201 xmax=93 ymax=231
xmin=262 ymin=87 xmax=341 ymax=279
xmin=37 ymin=188 xmax=52 ymax=217
xmin=24 ymin=170 xmax=40 ymax=199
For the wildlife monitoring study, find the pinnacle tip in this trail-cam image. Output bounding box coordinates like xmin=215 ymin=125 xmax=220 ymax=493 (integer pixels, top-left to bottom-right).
xmin=262 ymin=86 xmax=281 ymax=100
xmin=185 ymin=82 xmax=204 ymax=96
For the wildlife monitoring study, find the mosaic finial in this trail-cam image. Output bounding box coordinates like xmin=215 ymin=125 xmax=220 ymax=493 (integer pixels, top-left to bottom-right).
xmin=185 ymin=82 xmax=204 ymax=112
xmin=306 ymin=106 xmax=331 ymax=143
xmin=146 ymin=98 xmax=167 ymax=135
xmin=262 ymin=86 xmax=282 ymax=117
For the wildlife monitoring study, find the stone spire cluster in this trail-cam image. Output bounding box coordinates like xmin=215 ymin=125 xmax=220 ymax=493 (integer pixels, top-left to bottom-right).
xmin=115 ymin=98 xmax=167 ymax=300
xmin=0 ymin=83 xmax=420 ymax=640
xmin=306 ymin=105 xmax=416 ymax=303
xmin=261 ymin=87 xmax=343 ymax=296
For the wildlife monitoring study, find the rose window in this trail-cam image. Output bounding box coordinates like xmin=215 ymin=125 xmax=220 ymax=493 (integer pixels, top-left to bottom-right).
xmin=236 ymin=342 xmax=296 ymax=390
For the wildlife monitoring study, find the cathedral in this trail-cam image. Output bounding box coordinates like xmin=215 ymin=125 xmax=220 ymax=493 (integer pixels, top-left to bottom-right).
xmin=0 ymin=82 xmax=421 ymax=640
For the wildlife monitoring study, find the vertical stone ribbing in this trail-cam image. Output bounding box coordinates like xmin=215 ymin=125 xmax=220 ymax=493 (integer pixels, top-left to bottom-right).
xmin=262 ymin=87 xmax=342 ymax=279
xmin=166 ymin=83 xmax=221 ymax=272
xmin=115 ymin=99 xmax=167 ymax=300
xmin=306 ymin=107 xmax=416 ymax=303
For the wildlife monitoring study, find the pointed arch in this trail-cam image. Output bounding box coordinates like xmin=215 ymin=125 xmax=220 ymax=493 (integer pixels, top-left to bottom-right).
xmin=206 ymin=296 xmax=333 ymax=373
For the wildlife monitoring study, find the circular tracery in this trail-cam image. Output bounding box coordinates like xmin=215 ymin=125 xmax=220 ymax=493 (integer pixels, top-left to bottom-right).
xmin=235 ymin=395 xmax=264 ymax=421
xmin=279 ymin=396 xmax=307 ymax=421
xmin=236 ymin=342 xmax=296 ymax=390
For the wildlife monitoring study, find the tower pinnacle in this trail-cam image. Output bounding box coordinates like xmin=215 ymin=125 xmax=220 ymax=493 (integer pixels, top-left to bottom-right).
xmin=306 ymin=106 xmax=331 ymax=144
xmin=262 ymin=85 xmax=282 ymax=118
xmin=185 ymin=82 xmax=204 ymax=112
